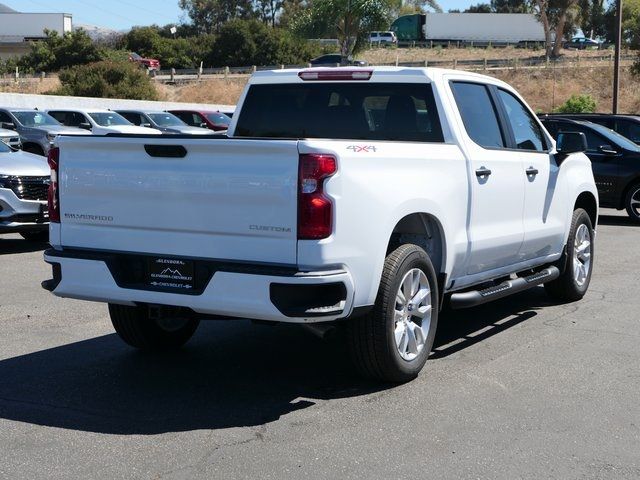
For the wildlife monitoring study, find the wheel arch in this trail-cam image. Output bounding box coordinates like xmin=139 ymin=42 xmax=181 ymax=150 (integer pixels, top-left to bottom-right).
xmin=574 ymin=191 xmax=598 ymax=227
xmin=386 ymin=212 xmax=447 ymax=302
xmin=618 ymin=176 xmax=640 ymax=210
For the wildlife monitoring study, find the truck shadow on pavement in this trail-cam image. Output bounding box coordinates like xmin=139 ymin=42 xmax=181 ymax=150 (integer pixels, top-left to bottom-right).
xmin=0 ymin=289 xmax=549 ymax=435
xmin=0 ymin=238 xmax=48 ymax=255
xmin=597 ymin=214 xmax=640 ymax=227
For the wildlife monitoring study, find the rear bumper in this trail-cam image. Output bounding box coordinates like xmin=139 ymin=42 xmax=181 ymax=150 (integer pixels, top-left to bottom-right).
xmin=43 ymin=249 xmax=355 ymax=323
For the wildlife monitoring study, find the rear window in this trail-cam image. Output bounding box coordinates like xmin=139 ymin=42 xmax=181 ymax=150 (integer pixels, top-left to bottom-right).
xmin=235 ymin=83 xmax=444 ymax=142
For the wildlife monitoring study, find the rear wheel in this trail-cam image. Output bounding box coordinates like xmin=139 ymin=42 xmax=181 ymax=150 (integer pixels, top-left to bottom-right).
xmin=624 ymin=183 xmax=640 ymax=222
xmin=109 ymin=304 xmax=199 ymax=351
xmin=20 ymin=231 xmax=48 ymax=242
xmin=348 ymin=244 xmax=439 ymax=383
xmin=545 ymin=208 xmax=594 ymax=301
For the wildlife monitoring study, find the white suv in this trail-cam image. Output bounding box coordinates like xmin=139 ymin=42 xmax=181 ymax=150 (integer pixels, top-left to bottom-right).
xmin=370 ymin=31 xmax=397 ymax=44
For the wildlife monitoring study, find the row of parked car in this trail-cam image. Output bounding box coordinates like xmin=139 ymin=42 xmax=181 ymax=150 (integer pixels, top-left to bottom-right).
xmin=0 ymin=106 xmax=232 ymax=241
xmin=0 ymin=107 xmax=233 ymax=156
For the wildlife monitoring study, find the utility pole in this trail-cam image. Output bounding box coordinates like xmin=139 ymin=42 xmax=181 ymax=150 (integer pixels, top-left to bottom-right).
xmin=613 ymin=0 xmax=623 ymax=114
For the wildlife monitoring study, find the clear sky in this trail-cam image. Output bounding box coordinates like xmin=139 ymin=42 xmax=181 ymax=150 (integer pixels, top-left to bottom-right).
xmin=3 ymin=1 xmax=478 ymax=30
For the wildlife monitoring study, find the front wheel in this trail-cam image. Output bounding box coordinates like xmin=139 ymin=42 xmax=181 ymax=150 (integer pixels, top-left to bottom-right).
xmin=624 ymin=183 xmax=640 ymax=222
xmin=348 ymin=244 xmax=439 ymax=383
xmin=109 ymin=304 xmax=199 ymax=351
xmin=545 ymin=208 xmax=594 ymax=301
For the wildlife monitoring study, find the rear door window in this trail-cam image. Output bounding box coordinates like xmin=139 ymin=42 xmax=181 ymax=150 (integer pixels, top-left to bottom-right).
xmin=235 ymin=83 xmax=443 ymax=142
xmin=616 ymin=119 xmax=640 ymax=143
xmin=451 ymin=82 xmax=505 ymax=149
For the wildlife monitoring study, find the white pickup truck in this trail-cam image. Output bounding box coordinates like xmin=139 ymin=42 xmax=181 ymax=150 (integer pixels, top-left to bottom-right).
xmin=43 ymin=67 xmax=598 ymax=382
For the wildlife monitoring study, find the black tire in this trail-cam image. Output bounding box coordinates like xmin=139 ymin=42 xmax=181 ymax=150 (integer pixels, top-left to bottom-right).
xmin=20 ymin=231 xmax=48 ymax=242
xmin=347 ymin=244 xmax=439 ymax=383
xmin=108 ymin=303 xmax=199 ymax=351
xmin=545 ymin=208 xmax=594 ymax=301
xmin=624 ymin=183 xmax=640 ymax=222
xmin=23 ymin=144 xmax=44 ymax=156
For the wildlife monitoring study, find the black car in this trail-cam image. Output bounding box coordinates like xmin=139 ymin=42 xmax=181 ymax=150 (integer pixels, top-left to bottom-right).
xmin=541 ymin=113 xmax=640 ymax=145
xmin=541 ymin=117 xmax=640 ymax=222
xmin=309 ymin=54 xmax=367 ymax=67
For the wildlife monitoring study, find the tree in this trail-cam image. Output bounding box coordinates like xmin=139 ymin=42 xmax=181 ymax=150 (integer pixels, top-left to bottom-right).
xmin=465 ymin=3 xmax=493 ymax=12
xmin=121 ymin=26 xmax=212 ymax=69
xmin=207 ymin=19 xmax=324 ymax=66
xmin=53 ymin=61 xmax=158 ymax=100
xmin=255 ymin=0 xmax=285 ymax=26
xmin=402 ymin=0 xmax=442 ymax=13
xmin=179 ymin=0 xmax=255 ymax=33
xmin=578 ymin=0 xmax=606 ymax=39
xmin=278 ymin=0 xmax=306 ymax=28
xmin=18 ymin=29 xmax=103 ymax=72
xmin=534 ymin=0 xmax=580 ymax=57
xmin=604 ymin=0 xmax=640 ymax=47
xmin=491 ymin=0 xmax=533 ymax=13
xmin=292 ymin=0 xmax=393 ymax=57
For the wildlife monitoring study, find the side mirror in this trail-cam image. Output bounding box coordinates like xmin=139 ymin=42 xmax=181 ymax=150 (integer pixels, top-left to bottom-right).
xmin=598 ymin=144 xmax=618 ymax=155
xmin=200 ymin=123 xmax=208 ymax=128
xmin=555 ymin=131 xmax=587 ymax=165
xmin=78 ymin=122 xmax=92 ymax=130
xmin=141 ymin=123 xmax=152 ymax=128
xmin=1 ymin=122 xmax=15 ymax=130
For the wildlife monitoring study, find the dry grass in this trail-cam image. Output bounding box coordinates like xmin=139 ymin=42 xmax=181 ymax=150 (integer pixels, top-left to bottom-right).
xmin=361 ymin=46 xmax=621 ymax=64
xmin=492 ymin=65 xmax=639 ymax=113
xmin=0 ymin=77 xmax=60 ymax=94
xmin=157 ymin=78 xmax=248 ymax=105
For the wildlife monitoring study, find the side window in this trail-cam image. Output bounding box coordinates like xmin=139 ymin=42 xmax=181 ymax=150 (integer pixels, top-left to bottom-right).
xmin=559 ymin=123 xmax=607 ymax=156
xmin=497 ymin=89 xmax=546 ymax=152
xmin=66 ymin=112 xmax=83 ymax=127
xmin=542 ymin=121 xmax=559 ymax=138
xmin=0 ymin=111 xmax=12 ymax=123
xmin=451 ymin=82 xmax=505 ymax=149
xmin=120 ymin=112 xmax=137 ymax=125
xmin=192 ymin=113 xmax=205 ymax=126
xmin=48 ymin=111 xmax=65 ymax=124
xmin=616 ymin=119 xmax=640 ymax=144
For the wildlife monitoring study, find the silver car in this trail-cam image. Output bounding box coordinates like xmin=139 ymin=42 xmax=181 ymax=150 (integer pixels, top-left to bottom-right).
xmin=0 ymin=108 xmax=89 ymax=156
xmin=0 ymin=140 xmax=50 ymax=241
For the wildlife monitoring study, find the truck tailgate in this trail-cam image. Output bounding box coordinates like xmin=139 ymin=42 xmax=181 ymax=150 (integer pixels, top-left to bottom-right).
xmin=56 ymin=136 xmax=299 ymax=265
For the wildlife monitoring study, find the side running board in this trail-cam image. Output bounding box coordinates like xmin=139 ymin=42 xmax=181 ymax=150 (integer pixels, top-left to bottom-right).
xmin=449 ymin=266 xmax=560 ymax=310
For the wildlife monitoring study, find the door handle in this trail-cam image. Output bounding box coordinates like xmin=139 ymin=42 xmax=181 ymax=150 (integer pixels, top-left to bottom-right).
xmin=475 ymin=166 xmax=492 ymax=178
xmin=526 ymin=166 xmax=539 ymax=176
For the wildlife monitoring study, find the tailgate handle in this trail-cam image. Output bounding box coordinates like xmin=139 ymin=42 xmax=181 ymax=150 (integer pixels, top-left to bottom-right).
xmin=144 ymin=145 xmax=187 ymax=158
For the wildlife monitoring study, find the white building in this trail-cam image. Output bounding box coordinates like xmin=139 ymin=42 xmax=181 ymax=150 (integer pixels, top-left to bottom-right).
xmin=0 ymin=3 xmax=72 ymax=60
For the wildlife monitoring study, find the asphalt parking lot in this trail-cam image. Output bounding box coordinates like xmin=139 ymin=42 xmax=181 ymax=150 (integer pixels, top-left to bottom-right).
xmin=1 ymin=208 xmax=639 ymax=480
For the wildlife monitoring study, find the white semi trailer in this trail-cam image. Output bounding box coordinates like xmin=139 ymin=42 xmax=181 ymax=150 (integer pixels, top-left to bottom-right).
xmin=424 ymin=13 xmax=545 ymax=43
xmin=0 ymin=12 xmax=72 ymax=42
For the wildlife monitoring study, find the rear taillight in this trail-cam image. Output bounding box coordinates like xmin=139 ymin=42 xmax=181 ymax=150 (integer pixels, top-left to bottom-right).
xmin=47 ymin=147 xmax=60 ymax=223
xmin=298 ymin=154 xmax=337 ymax=240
